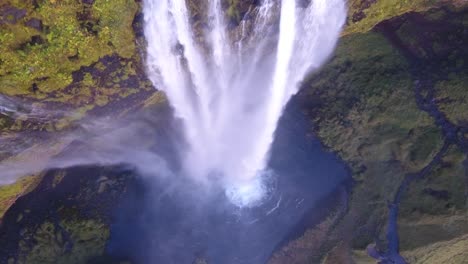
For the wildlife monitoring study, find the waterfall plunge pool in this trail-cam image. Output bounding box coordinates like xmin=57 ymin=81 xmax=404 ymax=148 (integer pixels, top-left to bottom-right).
xmin=106 ymin=100 xmax=351 ymax=264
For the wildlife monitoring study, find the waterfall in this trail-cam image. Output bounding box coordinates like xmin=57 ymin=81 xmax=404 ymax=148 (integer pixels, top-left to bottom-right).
xmin=143 ymin=0 xmax=346 ymax=207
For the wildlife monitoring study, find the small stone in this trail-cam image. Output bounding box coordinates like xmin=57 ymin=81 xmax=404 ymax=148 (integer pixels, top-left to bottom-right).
xmin=25 ymin=18 xmax=43 ymax=31
xmin=32 ymin=83 xmax=39 ymax=92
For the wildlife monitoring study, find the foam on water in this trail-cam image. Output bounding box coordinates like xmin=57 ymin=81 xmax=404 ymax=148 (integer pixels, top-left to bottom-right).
xmin=225 ymin=170 xmax=275 ymax=208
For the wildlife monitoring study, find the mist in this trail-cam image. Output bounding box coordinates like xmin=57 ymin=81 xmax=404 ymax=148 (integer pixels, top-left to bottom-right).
xmin=0 ymin=104 xmax=177 ymax=186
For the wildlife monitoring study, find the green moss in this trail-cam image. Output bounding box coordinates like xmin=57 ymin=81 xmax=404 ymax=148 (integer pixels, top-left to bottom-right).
xmin=303 ymin=8 xmax=468 ymax=254
xmin=306 ymin=32 xmax=436 ymax=167
xmin=226 ymin=0 xmax=241 ymax=23
xmin=402 ymin=235 xmax=468 ymax=264
xmin=346 ymin=0 xmax=440 ymax=34
xmin=435 ymin=73 xmax=468 ymax=126
xmin=403 ymin=127 xmax=444 ymax=168
xmin=82 ymin=73 xmax=95 ymax=87
xmin=18 ymin=219 xmax=109 ymax=264
xmin=0 ymin=175 xmax=41 ymax=219
xmin=302 ymin=30 xmax=445 ymax=253
xmin=93 ymin=0 xmax=138 ymax=59
xmin=398 ymin=219 xmax=468 ymax=251
xmin=0 ymin=0 xmax=138 ymax=97
xmin=95 ymin=95 xmax=109 ymax=107
xmin=400 ymin=146 xmax=466 ymax=217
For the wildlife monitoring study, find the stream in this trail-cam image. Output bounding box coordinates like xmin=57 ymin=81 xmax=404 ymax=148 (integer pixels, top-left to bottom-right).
xmin=374 ymin=21 xmax=468 ymax=263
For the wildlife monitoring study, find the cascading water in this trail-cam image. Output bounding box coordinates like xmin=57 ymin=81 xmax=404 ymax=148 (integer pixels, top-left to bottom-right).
xmin=143 ymin=0 xmax=346 ymax=207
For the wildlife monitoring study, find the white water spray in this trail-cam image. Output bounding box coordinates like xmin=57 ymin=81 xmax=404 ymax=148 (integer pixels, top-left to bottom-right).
xmin=143 ymin=0 xmax=346 ymax=207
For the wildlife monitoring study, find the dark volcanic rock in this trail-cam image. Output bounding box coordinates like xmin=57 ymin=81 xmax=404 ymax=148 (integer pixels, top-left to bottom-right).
xmin=0 ymin=6 xmax=27 ymax=24
xmin=25 ymin=18 xmax=43 ymax=31
xmin=423 ymin=188 xmax=451 ymax=200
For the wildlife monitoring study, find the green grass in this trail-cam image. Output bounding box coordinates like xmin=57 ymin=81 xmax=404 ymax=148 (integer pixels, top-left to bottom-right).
xmin=400 ymin=146 xmax=466 ymax=218
xmin=435 ymin=73 xmax=468 ymax=126
xmin=302 ymin=31 xmax=444 ymax=252
xmin=401 ymin=234 xmax=468 ymax=264
xmin=18 ymin=219 xmax=109 ymax=264
xmin=345 ymin=0 xmax=440 ymax=34
xmin=0 ymin=175 xmax=41 ymax=219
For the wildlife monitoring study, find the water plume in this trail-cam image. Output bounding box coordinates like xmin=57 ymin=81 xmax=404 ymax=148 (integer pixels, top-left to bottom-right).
xmin=143 ymin=0 xmax=346 ymax=206
xmin=0 ymin=112 xmax=175 ymax=186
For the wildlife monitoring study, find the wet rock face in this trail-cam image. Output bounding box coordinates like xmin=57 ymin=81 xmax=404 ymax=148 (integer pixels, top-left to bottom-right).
xmin=186 ymin=0 xmax=261 ymax=29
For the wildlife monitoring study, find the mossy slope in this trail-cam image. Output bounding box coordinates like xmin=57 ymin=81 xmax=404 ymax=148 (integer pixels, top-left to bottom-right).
xmin=271 ymin=4 xmax=468 ymax=263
